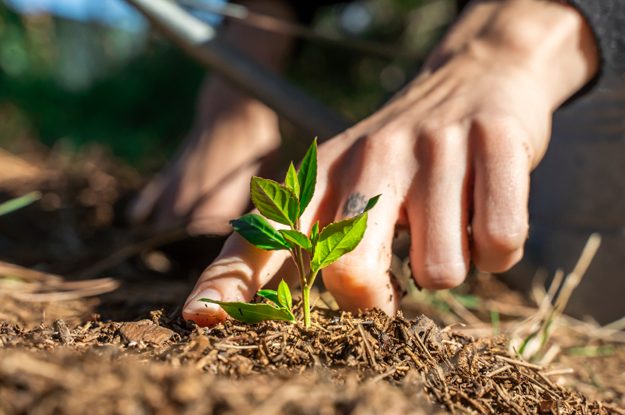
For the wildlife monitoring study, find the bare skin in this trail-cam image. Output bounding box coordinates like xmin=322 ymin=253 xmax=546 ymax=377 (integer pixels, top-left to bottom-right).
xmin=129 ymin=0 xmax=295 ymax=234
xmin=183 ymin=0 xmax=599 ymax=326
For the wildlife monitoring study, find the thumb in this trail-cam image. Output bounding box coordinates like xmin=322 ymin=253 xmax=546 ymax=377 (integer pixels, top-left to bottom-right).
xmin=182 ymin=234 xmax=289 ymax=326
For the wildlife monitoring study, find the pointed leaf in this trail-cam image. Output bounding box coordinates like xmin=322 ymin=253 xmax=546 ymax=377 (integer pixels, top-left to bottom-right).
xmin=363 ymin=194 xmax=381 ymax=213
xmin=284 ymin=162 xmax=300 ymax=199
xmin=311 ymin=213 xmax=368 ymax=272
xmin=310 ymin=221 xmax=320 ymax=246
xmin=277 ymin=280 xmax=293 ymax=310
xmin=250 ymin=177 xmax=299 ymax=226
xmin=230 ymin=214 xmax=290 ymax=251
xmin=279 ymin=229 xmax=312 ymax=251
xmin=200 ymin=299 xmax=295 ymax=324
xmin=297 ymin=139 xmax=317 ymax=216
xmin=257 ymin=289 xmax=280 ymax=305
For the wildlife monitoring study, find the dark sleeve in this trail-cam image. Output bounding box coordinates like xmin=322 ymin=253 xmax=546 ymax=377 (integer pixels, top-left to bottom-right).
xmin=566 ymin=0 xmax=625 ymax=76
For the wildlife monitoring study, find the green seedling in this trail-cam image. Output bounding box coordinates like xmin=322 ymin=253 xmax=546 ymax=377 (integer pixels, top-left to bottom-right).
xmin=201 ymin=139 xmax=379 ymax=328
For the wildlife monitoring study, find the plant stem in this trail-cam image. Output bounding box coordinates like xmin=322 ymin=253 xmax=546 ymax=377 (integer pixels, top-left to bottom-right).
xmin=289 ymin=244 xmax=309 ymax=327
xmin=295 ymin=247 xmax=307 ymax=285
xmin=307 ymin=270 xmax=319 ymax=289
xmin=292 ymin=218 xmax=312 ymax=328
xmin=301 ymin=270 xmax=318 ymax=329
xmin=302 ymin=284 xmax=311 ymax=329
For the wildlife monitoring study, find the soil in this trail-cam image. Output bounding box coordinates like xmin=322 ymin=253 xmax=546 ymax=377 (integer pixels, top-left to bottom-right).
xmin=1 ymin=144 xmax=624 ymax=415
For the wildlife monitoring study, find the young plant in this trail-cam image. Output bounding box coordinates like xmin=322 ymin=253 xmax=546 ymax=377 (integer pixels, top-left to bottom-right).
xmin=200 ymin=139 xmax=379 ymax=328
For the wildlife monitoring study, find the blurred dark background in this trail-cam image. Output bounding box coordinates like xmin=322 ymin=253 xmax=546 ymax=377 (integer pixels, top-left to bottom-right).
xmin=0 ymin=0 xmax=455 ymax=170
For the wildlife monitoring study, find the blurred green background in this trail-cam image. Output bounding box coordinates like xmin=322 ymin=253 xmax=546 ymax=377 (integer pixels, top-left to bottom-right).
xmin=0 ymin=0 xmax=454 ymax=170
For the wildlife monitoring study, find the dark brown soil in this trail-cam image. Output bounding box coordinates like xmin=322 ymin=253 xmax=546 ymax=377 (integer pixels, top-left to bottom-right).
xmin=1 ymin=144 xmax=624 ymax=415
xmin=0 ymin=304 xmax=618 ymax=415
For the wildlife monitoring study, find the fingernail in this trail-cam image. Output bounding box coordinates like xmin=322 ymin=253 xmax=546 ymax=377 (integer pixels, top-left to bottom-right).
xmin=184 ymin=288 xmax=222 ymax=315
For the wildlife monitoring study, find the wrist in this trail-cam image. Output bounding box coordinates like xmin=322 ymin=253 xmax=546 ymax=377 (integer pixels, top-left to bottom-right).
xmin=426 ymin=0 xmax=599 ymax=109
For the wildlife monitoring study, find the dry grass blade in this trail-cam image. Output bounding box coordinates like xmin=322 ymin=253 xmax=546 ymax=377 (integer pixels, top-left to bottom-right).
xmin=0 ymin=260 xmax=118 ymax=301
xmin=8 ymin=278 xmax=119 ymax=302
xmin=0 ymin=261 xmax=64 ymax=285
xmin=436 ymin=290 xmax=483 ymax=326
xmin=510 ymin=234 xmax=601 ymax=362
xmin=553 ymin=233 xmax=601 ymax=315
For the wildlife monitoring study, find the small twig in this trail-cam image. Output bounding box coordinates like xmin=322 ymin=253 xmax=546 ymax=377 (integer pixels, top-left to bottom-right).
xmin=356 ymin=323 xmax=378 ymax=370
xmin=457 ymin=389 xmax=490 ymax=414
xmin=485 ymin=364 xmax=511 ymax=378
xmin=542 ymin=368 xmax=574 ymax=377
xmin=214 ymin=343 xmax=259 ymax=350
xmin=369 ymin=364 xmax=402 ymax=383
xmin=603 ymin=403 xmax=625 ymax=415
xmin=494 ymin=355 xmax=542 ymax=370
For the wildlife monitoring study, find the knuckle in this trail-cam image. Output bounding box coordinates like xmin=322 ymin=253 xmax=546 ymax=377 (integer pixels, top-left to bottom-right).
xmin=473 ymin=112 xmax=525 ymax=137
xmin=420 ymin=122 xmax=447 ymax=144
xmin=418 ymin=123 xmax=462 ymax=161
xmin=472 ymin=114 xmax=536 ymax=164
xmin=361 ymin=129 xmax=399 ymax=155
xmin=346 ymin=128 xmax=410 ymax=170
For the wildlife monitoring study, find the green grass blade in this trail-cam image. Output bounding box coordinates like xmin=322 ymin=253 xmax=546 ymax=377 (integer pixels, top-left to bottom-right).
xmin=0 ymin=191 xmax=41 ymax=216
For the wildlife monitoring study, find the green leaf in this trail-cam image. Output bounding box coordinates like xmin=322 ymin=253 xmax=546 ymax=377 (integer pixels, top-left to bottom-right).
xmin=279 ymin=229 xmax=312 ymax=251
xmin=297 ymin=139 xmax=317 ymax=216
xmin=310 ymin=221 xmax=320 ymax=246
xmin=230 ymin=214 xmax=290 ymax=251
xmin=363 ymin=194 xmax=381 ymax=213
xmin=250 ymin=177 xmax=299 ymax=227
xmin=0 ymin=191 xmax=41 ymax=216
xmin=200 ymin=299 xmax=295 ymax=324
xmin=311 ymin=213 xmax=368 ymax=272
xmin=277 ymin=280 xmax=293 ymax=310
xmin=257 ymin=289 xmax=280 ymax=305
xmin=284 ymin=162 xmax=300 ymax=199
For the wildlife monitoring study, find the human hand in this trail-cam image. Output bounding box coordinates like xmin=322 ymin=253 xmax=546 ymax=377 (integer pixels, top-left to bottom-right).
xmin=183 ymin=0 xmax=598 ymax=326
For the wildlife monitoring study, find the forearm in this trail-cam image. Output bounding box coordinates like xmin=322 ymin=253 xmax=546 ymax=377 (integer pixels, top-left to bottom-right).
xmin=424 ymin=0 xmax=599 ymax=109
